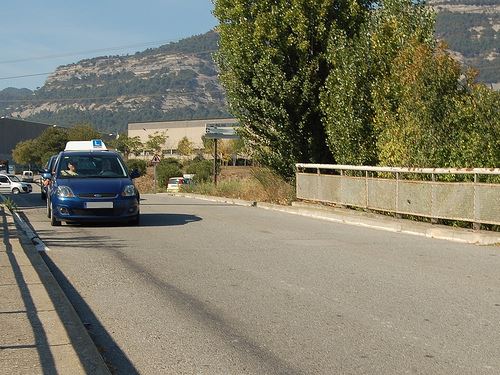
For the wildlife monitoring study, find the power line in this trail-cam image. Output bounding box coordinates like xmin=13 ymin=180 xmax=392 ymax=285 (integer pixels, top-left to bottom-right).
xmin=0 ymin=72 xmax=53 ymax=80
xmin=0 ymin=38 xmax=185 ymax=65
xmin=0 ymin=49 xmax=219 ymax=81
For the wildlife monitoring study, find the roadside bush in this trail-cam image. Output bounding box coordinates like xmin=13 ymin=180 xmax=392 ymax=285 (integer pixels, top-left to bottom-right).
xmin=163 ymin=157 xmax=183 ymax=168
xmin=156 ymin=159 xmax=183 ymax=187
xmin=186 ymin=159 xmax=213 ymax=183
xmin=250 ymin=168 xmax=295 ymax=205
xmin=0 ymin=194 xmax=18 ymax=212
xmin=126 ymin=159 xmax=147 ymax=176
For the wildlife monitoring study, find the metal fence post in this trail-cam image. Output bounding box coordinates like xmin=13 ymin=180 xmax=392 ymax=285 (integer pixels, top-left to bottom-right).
xmin=431 ymin=173 xmax=438 ymax=224
xmin=473 ymin=173 xmax=481 ymax=231
xmin=395 ymin=172 xmax=402 ymax=219
xmin=365 ymin=170 xmax=369 ymax=209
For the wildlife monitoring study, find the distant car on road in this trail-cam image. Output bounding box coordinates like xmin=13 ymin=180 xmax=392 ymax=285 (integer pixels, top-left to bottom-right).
xmin=0 ymin=173 xmax=32 ymax=194
xmin=166 ymin=174 xmax=195 ymax=192
xmin=22 ymin=170 xmax=34 ymax=182
xmin=166 ymin=177 xmax=184 ymax=192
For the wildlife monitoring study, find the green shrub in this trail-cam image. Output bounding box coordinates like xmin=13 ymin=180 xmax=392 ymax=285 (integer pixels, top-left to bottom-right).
xmin=156 ymin=159 xmax=183 ymax=187
xmin=0 ymin=195 xmax=18 ymax=212
xmin=163 ymin=157 xmax=183 ymax=168
xmin=186 ymin=159 xmax=213 ymax=183
xmin=126 ymin=159 xmax=147 ymax=176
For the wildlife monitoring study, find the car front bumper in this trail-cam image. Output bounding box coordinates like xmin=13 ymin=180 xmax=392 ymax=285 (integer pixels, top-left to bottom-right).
xmin=52 ymin=196 xmax=139 ymax=222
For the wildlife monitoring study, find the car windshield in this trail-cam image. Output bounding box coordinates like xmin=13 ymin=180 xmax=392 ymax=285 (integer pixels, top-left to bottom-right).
xmin=8 ymin=175 xmax=21 ymax=182
xmin=57 ymin=155 xmax=128 ymax=178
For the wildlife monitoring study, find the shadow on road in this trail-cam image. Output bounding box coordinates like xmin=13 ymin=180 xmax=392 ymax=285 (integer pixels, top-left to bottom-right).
xmin=137 ymin=213 xmax=202 ymax=226
xmin=56 ymin=213 xmax=202 ymax=228
xmin=41 ymin=253 xmax=140 ymax=375
xmin=9 ymin=192 xmax=46 ymax=209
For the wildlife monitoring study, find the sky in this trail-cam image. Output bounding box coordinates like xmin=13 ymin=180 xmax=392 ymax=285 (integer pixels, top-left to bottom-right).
xmin=0 ymin=0 xmax=218 ymax=90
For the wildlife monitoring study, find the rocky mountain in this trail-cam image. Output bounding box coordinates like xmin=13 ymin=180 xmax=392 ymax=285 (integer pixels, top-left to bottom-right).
xmin=0 ymin=31 xmax=230 ymax=133
xmin=0 ymin=3 xmax=498 ymax=132
xmin=431 ymin=0 xmax=499 ymax=88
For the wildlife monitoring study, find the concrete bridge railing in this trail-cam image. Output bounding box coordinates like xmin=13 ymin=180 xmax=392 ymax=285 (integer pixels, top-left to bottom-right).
xmin=296 ymin=164 xmax=500 ymax=228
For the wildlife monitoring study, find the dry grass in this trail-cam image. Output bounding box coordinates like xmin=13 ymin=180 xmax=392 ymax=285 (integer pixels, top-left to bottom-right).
xmin=134 ymin=166 xmax=157 ymax=193
xmin=135 ymin=166 xmax=296 ymax=205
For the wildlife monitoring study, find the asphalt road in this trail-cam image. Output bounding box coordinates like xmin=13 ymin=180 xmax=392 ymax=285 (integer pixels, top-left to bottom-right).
xmin=10 ymin=188 xmax=500 ymax=374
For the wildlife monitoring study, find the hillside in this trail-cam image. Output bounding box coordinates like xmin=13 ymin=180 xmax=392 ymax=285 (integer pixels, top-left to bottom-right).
xmin=0 ymin=31 xmax=230 ymax=133
xmin=0 ymin=3 xmax=498 ymax=132
xmin=431 ymin=0 xmax=499 ymax=88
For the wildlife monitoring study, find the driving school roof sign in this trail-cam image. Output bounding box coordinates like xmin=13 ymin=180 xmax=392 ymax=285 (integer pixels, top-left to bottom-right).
xmin=205 ymin=122 xmax=240 ymax=139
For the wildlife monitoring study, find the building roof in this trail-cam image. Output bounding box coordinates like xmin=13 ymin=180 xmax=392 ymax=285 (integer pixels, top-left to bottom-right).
xmin=128 ymin=118 xmax=237 ymax=130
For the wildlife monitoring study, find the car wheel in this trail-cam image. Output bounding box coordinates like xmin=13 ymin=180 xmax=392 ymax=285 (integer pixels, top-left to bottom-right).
xmin=12 ymin=188 xmax=20 ymax=194
xmin=50 ymin=204 xmax=61 ymax=226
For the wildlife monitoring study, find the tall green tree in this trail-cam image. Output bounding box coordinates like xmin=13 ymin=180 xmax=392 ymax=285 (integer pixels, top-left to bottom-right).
xmin=12 ymin=139 xmax=38 ymax=166
xmin=373 ymin=39 xmax=500 ymax=168
xmin=110 ymin=133 xmax=143 ymax=159
xmin=67 ymin=123 xmax=101 ymax=141
xmin=177 ymin=136 xmax=194 ymax=157
xmin=321 ymin=0 xmax=435 ymax=165
xmin=214 ymin=0 xmax=372 ymax=177
xmin=145 ymin=131 xmax=168 ymax=156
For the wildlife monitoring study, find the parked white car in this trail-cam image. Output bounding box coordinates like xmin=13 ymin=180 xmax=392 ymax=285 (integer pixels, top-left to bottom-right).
xmin=166 ymin=177 xmax=185 ymax=192
xmin=0 ymin=174 xmax=33 ymax=194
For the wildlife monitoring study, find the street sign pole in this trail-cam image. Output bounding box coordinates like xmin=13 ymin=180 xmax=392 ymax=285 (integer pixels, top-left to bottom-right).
xmin=213 ymin=139 xmax=218 ymax=186
xmin=150 ymin=154 xmax=161 ymax=193
xmin=154 ymin=164 xmax=157 ymax=194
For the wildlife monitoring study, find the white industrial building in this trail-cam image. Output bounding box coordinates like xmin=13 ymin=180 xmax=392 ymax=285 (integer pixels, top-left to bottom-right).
xmin=128 ymin=118 xmax=238 ymax=157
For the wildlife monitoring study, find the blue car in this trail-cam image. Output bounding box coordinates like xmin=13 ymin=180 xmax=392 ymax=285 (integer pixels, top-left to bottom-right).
xmin=46 ymin=140 xmax=140 ymax=226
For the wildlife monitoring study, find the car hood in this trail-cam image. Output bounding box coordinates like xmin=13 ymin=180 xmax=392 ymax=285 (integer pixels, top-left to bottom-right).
xmin=57 ymin=178 xmax=132 ymax=195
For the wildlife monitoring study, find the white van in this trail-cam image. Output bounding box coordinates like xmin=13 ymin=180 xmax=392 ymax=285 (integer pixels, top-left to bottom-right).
xmin=22 ymin=170 xmax=34 ymax=182
xmin=0 ymin=174 xmax=33 ymax=194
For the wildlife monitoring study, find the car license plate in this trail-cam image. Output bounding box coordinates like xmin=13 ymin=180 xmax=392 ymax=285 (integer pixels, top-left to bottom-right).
xmin=85 ymin=202 xmax=113 ymax=209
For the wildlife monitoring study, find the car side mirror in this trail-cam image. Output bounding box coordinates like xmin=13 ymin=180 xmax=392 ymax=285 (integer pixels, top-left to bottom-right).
xmin=129 ymin=169 xmax=140 ymax=179
xmin=42 ymin=172 xmax=52 ymax=180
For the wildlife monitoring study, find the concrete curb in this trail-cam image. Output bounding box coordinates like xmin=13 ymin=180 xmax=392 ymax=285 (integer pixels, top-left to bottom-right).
xmin=171 ymin=193 xmax=500 ymax=246
xmin=13 ymin=212 xmax=51 ymax=252
xmin=9 ymin=210 xmax=111 ymax=374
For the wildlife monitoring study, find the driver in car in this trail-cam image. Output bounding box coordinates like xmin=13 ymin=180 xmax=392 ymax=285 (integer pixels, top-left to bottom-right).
xmin=61 ymin=160 xmax=78 ymax=176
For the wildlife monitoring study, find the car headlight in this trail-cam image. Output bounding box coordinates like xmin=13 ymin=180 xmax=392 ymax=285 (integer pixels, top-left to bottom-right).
xmin=122 ymin=185 xmax=136 ymax=197
xmin=56 ymin=186 xmax=75 ymax=198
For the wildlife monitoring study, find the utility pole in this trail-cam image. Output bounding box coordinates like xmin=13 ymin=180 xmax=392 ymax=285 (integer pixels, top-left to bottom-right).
xmin=213 ymin=139 xmax=218 ymax=186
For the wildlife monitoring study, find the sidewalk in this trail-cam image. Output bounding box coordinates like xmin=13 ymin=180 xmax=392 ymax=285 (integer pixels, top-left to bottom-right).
xmin=0 ymin=206 xmax=110 ymax=375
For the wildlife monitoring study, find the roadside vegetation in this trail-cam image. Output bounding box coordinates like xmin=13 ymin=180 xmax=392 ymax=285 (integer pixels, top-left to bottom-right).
xmin=134 ymin=164 xmax=295 ymax=205
xmin=214 ymin=0 xmax=499 ymax=178
xmin=0 ymin=194 xmax=17 ymax=212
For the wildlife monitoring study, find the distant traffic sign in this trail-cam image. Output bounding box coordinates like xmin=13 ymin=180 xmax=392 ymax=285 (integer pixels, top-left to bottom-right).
xmin=205 ymin=123 xmax=240 ymax=139
xmin=151 ymin=154 xmax=161 ymax=164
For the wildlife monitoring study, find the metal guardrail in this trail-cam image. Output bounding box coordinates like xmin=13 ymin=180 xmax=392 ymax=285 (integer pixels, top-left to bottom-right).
xmin=296 ymin=164 xmax=500 ymax=227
